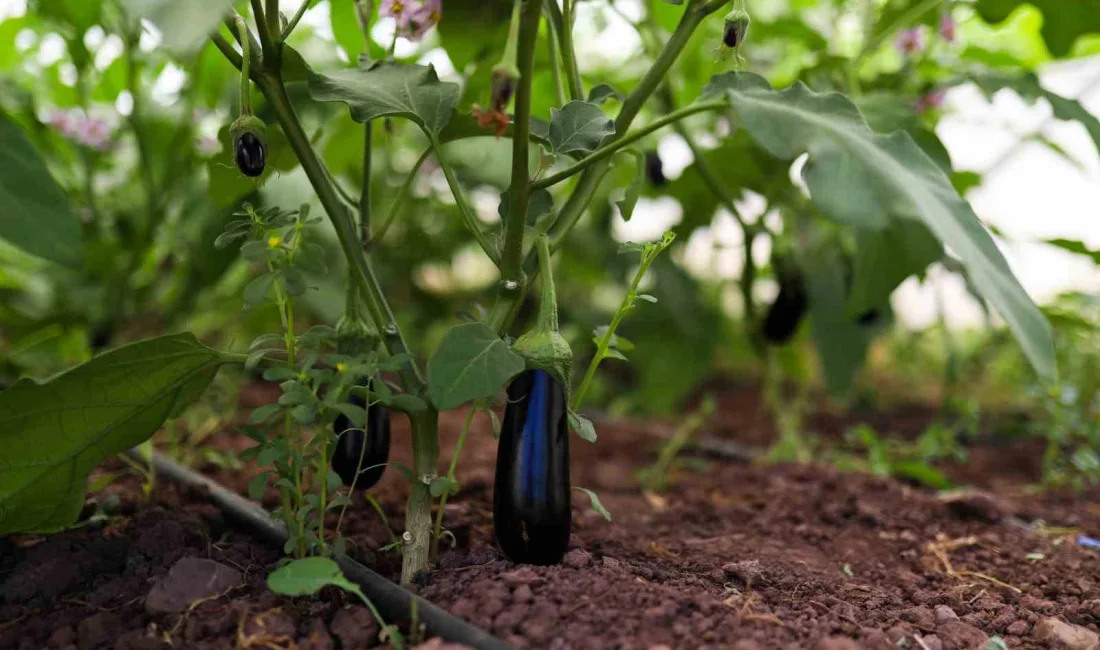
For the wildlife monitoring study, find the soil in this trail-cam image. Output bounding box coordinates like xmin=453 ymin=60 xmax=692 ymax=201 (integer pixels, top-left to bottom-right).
xmin=2 ymin=384 xmax=1098 ymax=650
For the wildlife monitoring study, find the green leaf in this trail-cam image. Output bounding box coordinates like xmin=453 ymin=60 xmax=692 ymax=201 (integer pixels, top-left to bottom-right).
xmin=1044 ymin=238 xmax=1100 ymax=264
xmin=244 ymin=272 xmax=276 ymax=308
xmin=121 ymin=0 xmax=236 ymax=56
xmin=976 ymin=0 xmax=1100 ymax=57
xmin=847 ymin=220 xmax=943 ymax=317
xmin=0 ymin=111 xmax=83 ymax=268
xmin=428 ymin=476 xmax=459 ymax=498
xmin=427 ymin=322 xmax=525 ymax=410
xmin=0 ymin=334 xmax=223 ymax=534
xmin=702 ymin=72 xmax=1055 ymax=381
xmin=573 ymin=487 xmax=612 ymax=521
xmin=568 ymin=410 xmax=597 ymax=443
xmin=806 ymin=249 xmax=874 ymax=396
xmin=615 ymin=150 xmax=644 ymax=221
xmin=547 ymin=101 xmax=615 ymax=155
xmin=970 ymin=72 xmax=1100 ymax=161
xmin=308 ymin=61 xmax=461 ymax=137
xmin=375 ymin=393 xmax=428 ymax=414
xmin=267 ymin=557 xmax=359 ymax=597
xmin=587 ymin=83 xmax=623 ymax=105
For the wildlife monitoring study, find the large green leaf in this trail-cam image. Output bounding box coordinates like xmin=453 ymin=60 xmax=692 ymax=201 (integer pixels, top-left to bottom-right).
xmin=703 ymin=72 xmax=1056 ymax=381
xmin=0 ymin=111 xmax=83 ymax=269
xmin=308 ymin=61 xmax=461 ymax=137
xmin=427 ymin=322 xmax=525 ymax=410
xmin=807 ymin=248 xmax=873 ymax=396
xmin=122 ymin=0 xmax=236 ymax=55
xmin=847 ymin=219 xmax=943 ymax=317
xmin=976 ymin=0 xmax=1100 ymax=57
xmin=970 ymin=72 xmax=1100 ymax=161
xmin=0 ymin=334 xmax=224 ymax=534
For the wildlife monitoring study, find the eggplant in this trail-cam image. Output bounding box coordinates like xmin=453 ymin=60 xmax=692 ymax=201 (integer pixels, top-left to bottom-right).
xmin=234 ymin=131 xmax=266 ymax=178
xmin=645 ymin=150 xmax=667 ymax=188
xmin=330 ymin=380 xmax=391 ymax=490
xmin=762 ymin=265 xmax=808 ymax=344
xmin=493 ymin=369 xmax=572 ymax=565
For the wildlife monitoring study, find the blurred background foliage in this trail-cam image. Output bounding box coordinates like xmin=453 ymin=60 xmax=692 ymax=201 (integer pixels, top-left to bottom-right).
xmin=0 ymin=0 xmax=1097 ymax=486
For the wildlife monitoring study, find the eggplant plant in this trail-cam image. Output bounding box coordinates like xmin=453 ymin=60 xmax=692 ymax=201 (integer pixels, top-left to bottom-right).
xmin=8 ymin=0 xmax=1099 ymax=588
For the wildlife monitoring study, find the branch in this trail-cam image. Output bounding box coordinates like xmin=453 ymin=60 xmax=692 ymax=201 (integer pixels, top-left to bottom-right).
xmin=532 ymin=99 xmax=727 ymax=191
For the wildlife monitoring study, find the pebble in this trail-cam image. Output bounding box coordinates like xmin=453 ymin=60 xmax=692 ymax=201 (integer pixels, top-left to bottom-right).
xmin=563 ymin=549 xmax=592 ymax=569
xmin=900 ymin=606 xmax=936 ymax=631
xmin=143 ymin=557 xmax=242 ymax=615
xmin=502 ymin=567 xmax=540 ymax=586
xmin=512 ymin=585 xmax=534 ymax=603
xmin=938 ymin=489 xmax=1006 ymax=523
xmin=934 ymin=605 xmax=960 ymax=625
xmin=1007 ymin=621 xmax=1031 ymax=636
xmin=814 ymin=636 xmax=863 ymax=650
xmin=920 ymin=635 xmax=944 ymax=650
xmin=936 ymin=620 xmax=989 ymax=650
xmin=1033 ymin=617 xmax=1100 ymax=650
xmin=298 ymin=618 xmax=333 ymax=650
xmin=330 ymin=606 xmax=379 ymax=649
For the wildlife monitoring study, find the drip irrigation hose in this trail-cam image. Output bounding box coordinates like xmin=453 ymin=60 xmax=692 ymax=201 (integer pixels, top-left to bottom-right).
xmin=145 ymin=452 xmax=514 ymax=650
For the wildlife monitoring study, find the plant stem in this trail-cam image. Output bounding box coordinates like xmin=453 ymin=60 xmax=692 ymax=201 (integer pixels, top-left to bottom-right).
xmin=401 ymin=409 xmax=440 ymax=584
xmin=572 ymin=246 xmax=661 ymax=410
xmin=361 ymin=122 xmax=372 ymax=244
xmin=558 ymin=0 xmax=583 ymax=100
xmin=429 ymin=137 xmax=500 ymax=265
xmin=430 ymin=406 xmax=476 ymax=560
xmin=369 ymin=147 xmax=432 ymax=249
xmin=499 ymin=0 xmax=543 ymax=289
xmin=544 ymin=8 xmax=568 ymax=107
xmin=533 ymin=100 xmax=727 ymax=191
xmin=282 ymin=0 xmax=313 ymax=39
xmin=237 ymin=19 xmax=253 ymax=115
xmin=251 ymin=0 xmax=275 ymax=58
xmin=266 ymin=0 xmax=280 ymax=45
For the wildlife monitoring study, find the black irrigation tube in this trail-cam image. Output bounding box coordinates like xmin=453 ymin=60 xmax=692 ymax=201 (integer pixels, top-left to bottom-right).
xmin=147 ymin=452 xmax=514 ymax=650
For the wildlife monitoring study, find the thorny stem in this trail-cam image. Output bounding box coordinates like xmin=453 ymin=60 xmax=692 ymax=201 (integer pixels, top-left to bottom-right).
xmin=430 ymin=406 xmax=477 ymax=560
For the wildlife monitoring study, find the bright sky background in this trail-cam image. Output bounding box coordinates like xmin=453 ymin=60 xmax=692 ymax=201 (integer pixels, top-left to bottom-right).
xmin=2 ymin=0 xmax=1098 ymax=330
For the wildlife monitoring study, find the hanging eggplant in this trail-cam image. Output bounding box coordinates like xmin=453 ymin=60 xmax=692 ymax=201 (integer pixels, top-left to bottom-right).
xmin=762 ymin=256 xmax=808 ymax=345
xmin=329 ymin=297 xmax=389 ymax=490
xmin=494 ymin=235 xmax=573 ymax=565
xmin=331 ymin=379 xmax=391 ymax=490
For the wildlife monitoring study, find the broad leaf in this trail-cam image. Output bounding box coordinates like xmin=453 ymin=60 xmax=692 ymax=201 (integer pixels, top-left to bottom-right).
xmin=122 ymin=0 xmax=236 ymax=55
xmin=0 ymin=334 xmax=224 ymax=534
xmin=806 ymin=249 xmax=874 ymax=396
xmin=970 ymin=72 xmax=1100 ymax=161
xmin=548 ymin=101 xmax=615 ymax=155
xmin=614 ymin=150 xmax=645 ymax=221
xmin=847 ymin=220 xmax=943 ymax=317
xmin=568 ymin=410 xmax=597 ymax=443
xmin=427 ymin=322 xmax=525 ymax=410
xmin=703 ymin=72 xmax=1055 ymax=381
xmin=267 ymin=557 xmax=358 ymax=597
xmin=0 ymin=111 xmax=82 ymax=268
xmin=976 ymin=0 xmax=1100 ymax=57
xmin=308 ymin=61 xmax=461 ymax=137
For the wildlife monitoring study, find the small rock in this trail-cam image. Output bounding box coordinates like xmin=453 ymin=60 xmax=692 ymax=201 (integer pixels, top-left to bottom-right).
xmin=47 ymin=625 xmax=75 ymax=649
xmin=901 ymin=607 xmax=936 ymax=631
xmin=77 ymin=612 xmax=120 ymax=650
xmin=1007 ymin=621 xmax=1031 ymax=636
xmin=331 ymin=606 xmax=379 ymax=649
xmin=732 ymin=642 xmax=763 ymax=650
xmin=815 ymin=636 xmax=863 ymax=650
xmin=939 ymin=489 xmax=1006 ymax=523
xmin=935 ymin=606 xmax=960 ymax=625
xmin=299 ymin=618 xmax=334 ymax=649
xmin=647 ymin=646 xmax=674 ymax=650
xmin=937 ymin=620 xmax=989 ymax=650
xmin=144 ymin=557 xmax=242 ymax=615
xmin=512 ymin=585 xmax=533 ymax=603
xmin=243 ymin=608 xmax=295 ymax=640
xmin=412 ymin=639 xmax=475 ymax=650
xmin=563 ymin=549 xmax=592 ymax=569
xmin=920 ymin=635 xmax=944 ymax=650
xmin=602 ymin=557 xmax=623 ymax=570
xmin=493 ymin=604 xmax=529 ymax=631
xmin=722 ymin=560 xmax=764 ymax=586
xmin=502 ymin=567 xmax=540 ymax=586
xmin=1033 ymin=617 xmax=1100 ymax=650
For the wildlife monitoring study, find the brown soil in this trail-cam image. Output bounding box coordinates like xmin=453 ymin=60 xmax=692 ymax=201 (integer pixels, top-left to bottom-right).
xmin=2 ymin=384 xmax=1098 ymax=650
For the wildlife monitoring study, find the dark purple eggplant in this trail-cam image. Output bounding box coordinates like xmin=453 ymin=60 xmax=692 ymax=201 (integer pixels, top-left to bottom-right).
xmin=234 ymin=131 xmax=266 ymax=178
xmin=645 ymin=150 xmax=666 ymax=188
xmin=762 ymin=265 xmax=808 ymax=345
xmin=331 ymin=380 xmax=391 ymax=490
xmin=494 ymin=369 xmax=572 ymax=565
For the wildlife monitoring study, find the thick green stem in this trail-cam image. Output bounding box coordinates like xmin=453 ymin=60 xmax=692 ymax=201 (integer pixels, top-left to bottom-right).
xmin=533 ymin=100 xmax=727 ymax=191
xmin=251 ymin=0 xmax=275 ymax=58
xmin=500 ymin=0 xmax=543 ymax=288
xmin=544 ymin=5 xmax=567 ymax=106
xmin=401 ymin=409 xmax=440 ymax=583
xmin=430 ymin=406 xmax=476 ymax=561
xmin=361 ymin=122 xmax=372 ymax=245
xmin=257 ymin=74 xmax=423 ymax=389
xmin=237 ymin=19 xmax=252 ymax=115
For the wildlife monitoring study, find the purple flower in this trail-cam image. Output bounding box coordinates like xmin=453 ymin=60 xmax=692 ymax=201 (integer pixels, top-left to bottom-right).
xmin=938 ymin=13 xmax=957 ymax=44
xmin=381 ymin=0 xmax=441 ymax=42
xmin=915 ymin=88 xmax=947 ymax=113
xmin=46 ymin=109 xmax=78 ymax=138
xmin=896 ymin=27 xmax=925 ymax=56
xmin=76 ymin=117 xmax=112 ymax=151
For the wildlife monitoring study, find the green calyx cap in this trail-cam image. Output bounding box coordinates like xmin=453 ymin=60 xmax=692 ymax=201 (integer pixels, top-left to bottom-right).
xmin=512 ymin=235 xmax=572 ymax=388
xmin=723 ymin=8 xmax=751 ymax=50
xmin=335 ymin=312 xmax=379 ymax=357
xmin=231 ymin=114 xmax=267 ymax=148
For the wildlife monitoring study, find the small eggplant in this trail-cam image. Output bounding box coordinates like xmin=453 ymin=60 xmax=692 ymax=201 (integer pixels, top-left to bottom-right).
xmin=331 ymin=379 xmax=391 ymax=490
xmin=493 ymin=369 xmax=572 ymax=565
xmin=645 ymin=150 xmax=667 ymax=188
xmin=230 ymin=114 xmax=267 ymax=178
xmin=762 ymin=264 xmax=808 ymax=345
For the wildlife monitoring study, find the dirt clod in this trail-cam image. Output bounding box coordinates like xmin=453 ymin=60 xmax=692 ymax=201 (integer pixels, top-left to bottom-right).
xmin=330 ymin=605 xmax=379 ymax=648
xmin=1033 ymin=618 xmax=1100 ymax=650
xmin=144 ymin=557 xmax=242 ymax=615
